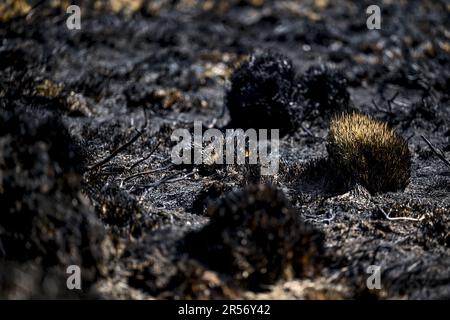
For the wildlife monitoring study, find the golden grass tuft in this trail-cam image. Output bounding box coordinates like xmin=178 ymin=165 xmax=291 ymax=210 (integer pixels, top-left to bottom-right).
xmin=327 ymin=112 xmax=411 ymax=193
xmin=0 ymin=0 xmax=31 ymax=22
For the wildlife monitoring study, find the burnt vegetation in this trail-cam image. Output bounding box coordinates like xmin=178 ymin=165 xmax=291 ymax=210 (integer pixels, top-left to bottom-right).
xmin=0 ymin=108 xmax=110 ymax=297
xmin=0 ymin=0 xmax=449 ymax=299
xmin=225 ymin=52 xmax=300 ymax=136
xmin=185 ymin=184 xmax=324 ymax=290
xmin=296 ymin=65 xmax=351 ymax=120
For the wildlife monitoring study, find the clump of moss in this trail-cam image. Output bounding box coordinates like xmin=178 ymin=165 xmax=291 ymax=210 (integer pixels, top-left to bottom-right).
xmin=225 ymin=52 xmax=299 ymax=136
xmin=185 ymin=184 xmax=324 ymax=290
xmin=296 ymin=65 xmax=350 ymax=118
xmin=327 ymin=113 xmax=411 ymax=194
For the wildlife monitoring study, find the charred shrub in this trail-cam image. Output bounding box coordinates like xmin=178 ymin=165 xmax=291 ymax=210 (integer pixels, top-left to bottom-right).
xmin=126 ymin=235 xmax=180 ymax=297
xmin=296 ymin=65 xmax=351 ymax=119
xmin=126 ymin=227 xmax=236 ymax=299
xmin=0 ymin=108 xmax=85 ymax=190
xmin=0 ymin=108 xmax=108 ymax=286
xmin=129 ymin=254 xmax=235 ymax=299
xmin=327 ymin=113 xmax=411 ymax=194
xmin=185 ymin=184 xmax=324 ymax=290
xmin=167 ymin=258 xmax=237 ymax=299
xmin=225 ymin=52 xmax=299 ymax=136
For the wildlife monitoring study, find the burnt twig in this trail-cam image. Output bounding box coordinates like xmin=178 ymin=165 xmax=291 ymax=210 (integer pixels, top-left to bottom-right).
xmin=371 ymin=98 xmax=396 ymax=116
xmin=128 ymin=141 xmax=161 ymax=171
xmin=123 ymin=164 xmax=174 ymax=182
xmin=421 ymin=135 xmax=450 ymax=168
xmin=304 ymin=210 xmax=336 ymax=223
xmin=141 ymin=171 xmax=195 ymax=189
xmin=87 ymin=110 xmax=148 ymax=171
xmin=386 ymin=91 xmax=399 ymax=111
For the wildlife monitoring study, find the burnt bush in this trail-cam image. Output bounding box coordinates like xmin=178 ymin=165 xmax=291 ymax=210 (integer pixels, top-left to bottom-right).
xmin=185 ymin=184 xmax=324 ymax=290
xmin=225 ymin=52 xmax=300 ymax=136
xmin=126 ymin=226 xmax=237 ymax=299
xmin=296 ymin=65 xmax=351 ymax=119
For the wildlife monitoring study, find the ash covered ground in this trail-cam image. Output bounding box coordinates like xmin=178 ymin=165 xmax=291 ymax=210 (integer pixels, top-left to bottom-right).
xmin=0 ymin=0 xmax=449 ymax=299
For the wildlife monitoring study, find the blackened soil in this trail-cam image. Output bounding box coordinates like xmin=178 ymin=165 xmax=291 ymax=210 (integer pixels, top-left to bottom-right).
xmin=0 ymin=0 xmax=449 ymax=299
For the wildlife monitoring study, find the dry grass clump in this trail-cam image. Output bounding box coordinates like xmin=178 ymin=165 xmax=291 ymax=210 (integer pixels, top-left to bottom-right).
xmin=225 ymin=51 xmax=300 ymax=136
xmin=327 ymin=113 xmax=411 ymax=193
